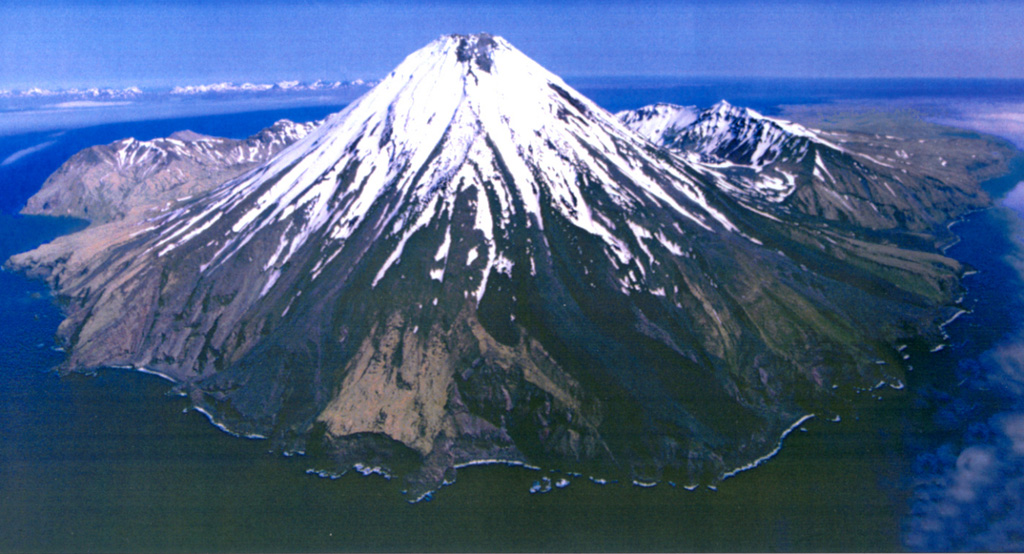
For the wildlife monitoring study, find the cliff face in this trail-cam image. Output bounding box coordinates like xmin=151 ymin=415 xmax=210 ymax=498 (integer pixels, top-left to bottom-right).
xmin=7 ymin=34 xmax=1015 ymax=497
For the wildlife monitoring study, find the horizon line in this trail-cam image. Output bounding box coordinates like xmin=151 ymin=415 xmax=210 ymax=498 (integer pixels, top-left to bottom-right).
xmin=6 ymin=75 xmax=1024 ymax=95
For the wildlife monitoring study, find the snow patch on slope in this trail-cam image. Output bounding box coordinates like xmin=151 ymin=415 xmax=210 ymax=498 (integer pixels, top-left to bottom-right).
xmin=146 ymin=34 xmax=743 ymax=304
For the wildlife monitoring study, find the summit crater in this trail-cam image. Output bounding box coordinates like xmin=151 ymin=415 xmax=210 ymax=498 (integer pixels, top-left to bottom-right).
xmin=453 ymin=33 xmax=500 ymax=72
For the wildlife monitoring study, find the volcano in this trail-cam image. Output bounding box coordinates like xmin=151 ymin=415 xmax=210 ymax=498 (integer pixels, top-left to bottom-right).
xmin=9 ymin=34 xmax=977 ymax=494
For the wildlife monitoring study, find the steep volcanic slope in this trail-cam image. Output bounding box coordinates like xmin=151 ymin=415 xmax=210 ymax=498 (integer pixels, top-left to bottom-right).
xmin=622 ymin=101 xmax=990 ymax=236
xmin=9 ymin=34 xmax=976 ymax=493
xmin=22 ymin=119 xmax=317 ymax=225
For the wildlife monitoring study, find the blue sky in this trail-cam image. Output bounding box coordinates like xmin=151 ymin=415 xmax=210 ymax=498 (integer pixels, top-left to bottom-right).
xmin=2 ymin=0 xmax=1023 ymax=90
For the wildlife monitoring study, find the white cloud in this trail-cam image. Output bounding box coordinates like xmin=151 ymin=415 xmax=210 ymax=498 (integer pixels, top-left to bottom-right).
xmin=0 ymin=140 xmax=56 ymax=166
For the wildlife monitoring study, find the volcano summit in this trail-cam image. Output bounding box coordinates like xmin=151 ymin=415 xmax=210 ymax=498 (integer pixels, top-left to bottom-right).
xmin=8 ymin=34 xmax=1001 ymax=496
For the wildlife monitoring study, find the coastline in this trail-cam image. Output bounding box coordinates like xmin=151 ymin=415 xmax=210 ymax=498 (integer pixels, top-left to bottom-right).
xmin=900 ymin=161 xmax=1024 ymax=551
xmin=720 ymin=414 xmax=817 ymax=481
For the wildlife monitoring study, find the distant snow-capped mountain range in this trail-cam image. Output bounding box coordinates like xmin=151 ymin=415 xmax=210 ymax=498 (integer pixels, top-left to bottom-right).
xmin=0 ymin=86 xmax=146 ymax=100
xmin=0 ymin=79 xmax=377 ymax=101
xmin=168 ymin=79 xmax=372 ymax=95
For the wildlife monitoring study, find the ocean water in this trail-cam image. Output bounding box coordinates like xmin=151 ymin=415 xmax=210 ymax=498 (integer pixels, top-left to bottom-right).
xmin=1 ymin=83 xmax=1023 ymax=552
xmin=901 ymin=168 xmax=1024 ymax=551
xmin=571 ymin=76 xmax=1024 ymax=115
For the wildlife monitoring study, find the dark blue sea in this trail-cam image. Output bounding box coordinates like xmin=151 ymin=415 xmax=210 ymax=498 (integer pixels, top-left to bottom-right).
xmin=2 ymin=81 xmax=1024 ymax=551
xmin=572 ymin=76 xmax=1024 ymax=115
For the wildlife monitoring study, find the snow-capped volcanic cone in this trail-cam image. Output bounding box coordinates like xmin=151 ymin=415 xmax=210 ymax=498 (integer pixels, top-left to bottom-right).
xmin=9 ymin=34 xmax=968 ymax=493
